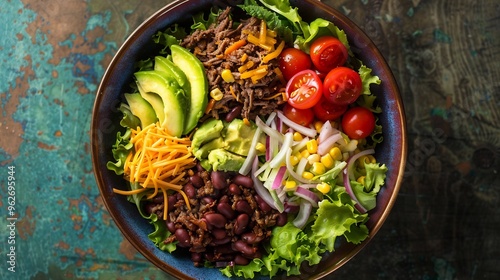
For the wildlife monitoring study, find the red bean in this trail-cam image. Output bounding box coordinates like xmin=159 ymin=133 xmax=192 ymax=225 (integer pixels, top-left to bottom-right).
xmin=232 ymin=174 xmax=253 ymax=189
xmin=210 ymin=236 xmax=231 ymax=245
xmin=234 ymin=213 xmax=249 ymax=235
xmin=225 ymin=105 xmax=243 ymax=122
xmin=191 ymin=252 xmax=202 ymax=262
xmin=166 ymin=221 xmax=176 ymax=234
xmin=255 ymin=195 xmax=272 ymax=212
xmin=211 ymin=171 xmax=229 ymax=189
xmin=217 ymin=202 xmax=236 ymax=219
xmin=204 ymin=213 xmax=227 ymax=228
xmin=232 ymin=240 xmax=254 ymax=256
xmin=175 ymin=228 xmax=191 ymax=247
xmin=202 ymin=196 xmax=215 ymax=205
xmin=276 ymin=212 xmax=288 ymax=226
xmin=234 ymin=254 xmax=250 ymax=265
xmin=167 ymin=195 xmax=177 ymax=211
xmin=214 ymin=244 xmax=234 ymax=255
xmin=184 ymin=183 xmax=196 ymax=198
xmin=241 ymin=232 xmax=264 ymax=244
xmin=211 ymin=228 xmax=227 ymax=240
xmin=190 ymin=174 xmax=204 ymax=188
xmin=228 ymin=183 xmax=241 ymax=195
xmin=235 ymin=200 xmax=253 ymax=215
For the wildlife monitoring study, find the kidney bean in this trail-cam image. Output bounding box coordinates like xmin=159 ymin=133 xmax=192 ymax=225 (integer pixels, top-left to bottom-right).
xmin=225 ymin=105 xmax=243 ymax=122
xmin=167 ymin=195 xmax=177 ymax=211
xmin=217 ymin=202 xmax=235 ymax=219
xmin=166 ymin=221 xmax=176 ymax=234
xmin=228 ymin=183 xmax=241 ymax=195
xmin=211 ymin=171 xmax=228 ymax=189
xmin=210 ymin=236 xmax=231 ymax=245
xmin=202 ymin=196 xmax=215 ymax=205
xmin=175 ymin=228 xmax=191 ymax=247
xmin=200 ymin=217 xmax=212 ymax=231
xmin=191 ymin=252 xmax=202 ymax=263
xmin=189 ymin=174 xmax=204 ymax=188
xmin=152 ymin=195 xmax=164 ymax=204
xmin=219 ymin=195 xmax=230 ymax=204
xmin=204 ymin=213 xmax=227 ymax=228
xmin=211 ymin=228 xmax=227 ymax=240
xmin=144 ymin=203 xmax=155 ymax=215
xmin=276 ymin=212 xmax=288 ymax=226
xmin=184 ymin=183 xmax=196 ymax=199
xmin=241 ymin=232 xmax=264 ymax=244
xmin=235 ymin=200 xmax=253 ymax=215
xmin=254 ymin=195 xmax=272 ymax=212
xmin=232 ymin=174 xmax=253 ymax=189
xmin=234 ymin=213 xmax=249 ymax=235
xmin=232 ymin=240 xmax=254 ymax=256
xmin=234 ymin=254 xmax=250 ymax=265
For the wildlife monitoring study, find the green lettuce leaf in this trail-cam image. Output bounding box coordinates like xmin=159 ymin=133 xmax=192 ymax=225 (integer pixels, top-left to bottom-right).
xmin=106 ymin=128 xmax=133 ymax=175
xmin=191 ymin=8 xmax=223 ymax=31
xmin=351 ymin=162 xmax=387 ymax=211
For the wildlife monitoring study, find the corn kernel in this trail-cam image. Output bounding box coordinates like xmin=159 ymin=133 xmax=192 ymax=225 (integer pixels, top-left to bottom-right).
xmin=221 ymin=69 xmax=235 ymax=83
xmin=256 ymin=142 xmax=266 ymax=153
xmin=316 ymin=182 xmax=331 ymax=194
xmin=357 ymin=176 xmax=366 ymax=185
xmin=285 ymin=180 xmax=296 ymax=190
xmin=329 ymin=147 xmax=342 ymax=161
xmin=302 ymin=171 xmax=314 ymax=180
xmin=307 ymin=154 xmax=320 ymax=165
xmin=310 ymin=162 xmax=325 ymax=175
xmin=300 ymin=150 xmax=310 ymax=159
xmin=293 ymin=132 xmax=303 ymax=141
xmin=293 ymin=152 xmax=302 ymax=160
xmin=289 ymin=155 xmax=299 ymax=166
xmin=210 ymin=88 xmax=224 ymax=101
xmin=306 ymin=139 xmax=318 ymax=154
xmin=314 ymin=121 xmax=323 ymax=132
xmin=320 ymin=154 xmax=334 ymax=169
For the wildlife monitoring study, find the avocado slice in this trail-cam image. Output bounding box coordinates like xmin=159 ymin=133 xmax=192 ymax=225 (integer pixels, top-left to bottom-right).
xmin=223 ymin=119 xmax=260 ymax=156
xmin=170 ymin=45 xmax=208 ymax=135
xmin=154 ymin=56 xmax=190 ymax=95
xmin=134 ymin=70 xmax=187 ymax=137
xmin=208 ymin=148 xmax=246 ymax=172
xmin=124 ymin=93 xmax=157 ymax=128
xmin=136 ymin=82 xmax=165 ymax=125
xmin=191 ymin=118 xmax=224 ymax=151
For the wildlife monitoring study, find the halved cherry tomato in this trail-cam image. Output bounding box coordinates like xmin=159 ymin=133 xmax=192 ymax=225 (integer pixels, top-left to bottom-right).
xmin=341 ymin=106 xmax=376 ymax=139
xmin=323 ymin=66 xmax=362 ymax=106
xmin=279 ymin=48 xmax=312 ymax=81
xmin=283 ymin=103 xmax=314 ymax=126
xmin=286 ymin=69 xmax=323 ymax=109
xmin=310 ymin=36 xmax=348 ymax=73
xmin=313 ymin=96 xmax=348 ymax=122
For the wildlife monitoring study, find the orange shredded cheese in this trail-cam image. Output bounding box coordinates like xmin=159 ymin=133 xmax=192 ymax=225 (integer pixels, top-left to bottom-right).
xmin=113 ymin=123 xmax=196 ymax=219
xmin=224 ymin=39 xmax=247 ymax=55
xmin=205 ymin=98 xmax=216 ymax=114
xmin=262 ymin=40 xmax=285 ymax=63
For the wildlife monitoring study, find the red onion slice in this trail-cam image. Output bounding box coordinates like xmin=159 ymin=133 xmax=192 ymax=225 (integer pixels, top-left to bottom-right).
xmin=292 ymin=200 xmax=313 ymax=229
xmin=251 ymin=156 xmax=278 ymax=210
xmin=277 ymin=111 xmax=317 ymax=138
xmin=272 ymin=166 xmax=287 ymax=189
xmin=317 ymin=133 xmax=343 ymax=156
xmin=294 ymin=186 xmax=320 ymax=207
xmin=342 ymin=149 xmax=375 ymax=213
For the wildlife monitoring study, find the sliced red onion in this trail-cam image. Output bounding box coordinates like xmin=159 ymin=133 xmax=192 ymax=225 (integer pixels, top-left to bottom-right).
xmin=292 ymin=136 xmax=309 ymax=154
xmin=296 ymin=183 xmax=319 ymax=189
xmin=270 ymin=132 xmax=294 ymax=168
xmin=265 ymin=135 xmax=271 ymax=161
xmin=294 ymin=186 xmax=320 ymax=208
xmin=285 ymin=147 xmax=318 ymax=184
xmin=239 ymin=126 xmax=263 ymax=175
xmin=292 ymin=200 xmax=313 ymax=229
xmin=256 ymin=116 xmax=284 ymax=143
xmin=317 ymin=133 xmax=343 ymax=156
xmin=265 ymin=111 xmax=277 ymax=126
xmin=272 ymin=166 xmax=287 ymax=189
xmin=318 ymin=121 xmax=339 ymax=144
xmin=284 ymin=203 xmax=300 ymax=213
xmin=251 ymin=156 xmax=278 ymax=210
xmin=342 ymin=149 xmax=375 ymax=213
xmin=277 ymin=110 xmax=317 ymax=138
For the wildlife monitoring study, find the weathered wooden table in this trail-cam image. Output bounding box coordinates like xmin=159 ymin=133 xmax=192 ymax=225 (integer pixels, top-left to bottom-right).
xmin=1 ymin=0 xmax=498 ymax=279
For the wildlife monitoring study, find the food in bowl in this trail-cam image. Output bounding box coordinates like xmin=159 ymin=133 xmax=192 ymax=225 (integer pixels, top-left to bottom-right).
xmin=101 ymin=0 xmax=395 ymax=278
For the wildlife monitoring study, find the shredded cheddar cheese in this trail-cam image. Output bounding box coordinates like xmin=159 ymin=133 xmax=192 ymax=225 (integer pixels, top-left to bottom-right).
xmin=113 ymin=123 xmax=196 ymax=219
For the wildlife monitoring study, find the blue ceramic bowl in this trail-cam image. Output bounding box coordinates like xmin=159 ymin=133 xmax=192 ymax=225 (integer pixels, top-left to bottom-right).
xmin=91 ymin=0 xmax=407 ymax=279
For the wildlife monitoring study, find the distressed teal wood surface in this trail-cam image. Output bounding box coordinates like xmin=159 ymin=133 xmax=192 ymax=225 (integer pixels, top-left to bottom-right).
xmin=1 ymin=0 xmax=499 ymax=279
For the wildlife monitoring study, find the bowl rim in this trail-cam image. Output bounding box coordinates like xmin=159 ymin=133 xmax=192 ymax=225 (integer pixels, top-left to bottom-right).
xmin=91 ymin=0 xmax=407 ymax=279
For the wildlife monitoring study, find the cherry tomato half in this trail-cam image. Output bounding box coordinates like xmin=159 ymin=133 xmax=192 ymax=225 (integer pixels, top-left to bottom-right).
xmin=310 ymin=36 xmax=348 ymax=73
xmin=283 ymin=103 xmax=314 ymax=127
xmin=323 ymin=66 xmax=362 ymax=106
xmin=286 ymin=69 xmax=323 ymax=109
xmin=313 ymin=96 xmax=348 ymax=122
xmin=279 ymin=48 xmax=312 ymax=81
xmin=341 ymin=106 xmax=376 ymax=139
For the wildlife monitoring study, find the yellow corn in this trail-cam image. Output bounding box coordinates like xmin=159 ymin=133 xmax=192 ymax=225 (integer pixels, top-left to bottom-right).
xmin=358 ymin=155 xmax=376 ymax=168
xmin=210 ymin=88 xmax=224 ymax=101
xmin=293 ymin=152 xmax=302 ymax=161
xmin=329 ymin=147 xmax=343 ymax=161
xmin=300 ymin=150 xmax=310 ymax=159
xmin=221 ymin=69 xmax=235 ymax=83
xmin=310 ymin=162 xmax=325 ymax=175
xmin=314 ymin=121 xmax=323 ymax=132
xmin=316 ymin=182 xmax=331 ymax=194
xmin=357 ymin=176 xmax=366 ymax=185
xmin=320 ymin=154 xmax=334 ymax=169
xmin=293 ymin=132 xmax=303 ymax=141
xmin=289 ymin=155 xmax=299 ymax=166
xmin=284 ymin=180 xmax=296 ymax=190
xmin=306 ymin=139 xmax=318 ymax=154
xmin=302 ymin=171 xmax=314 ymax=180
xmin=307 ymin=154 xmax=320 ymax=165
xmin=256 ymin=143 xmax=266 ymax=153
